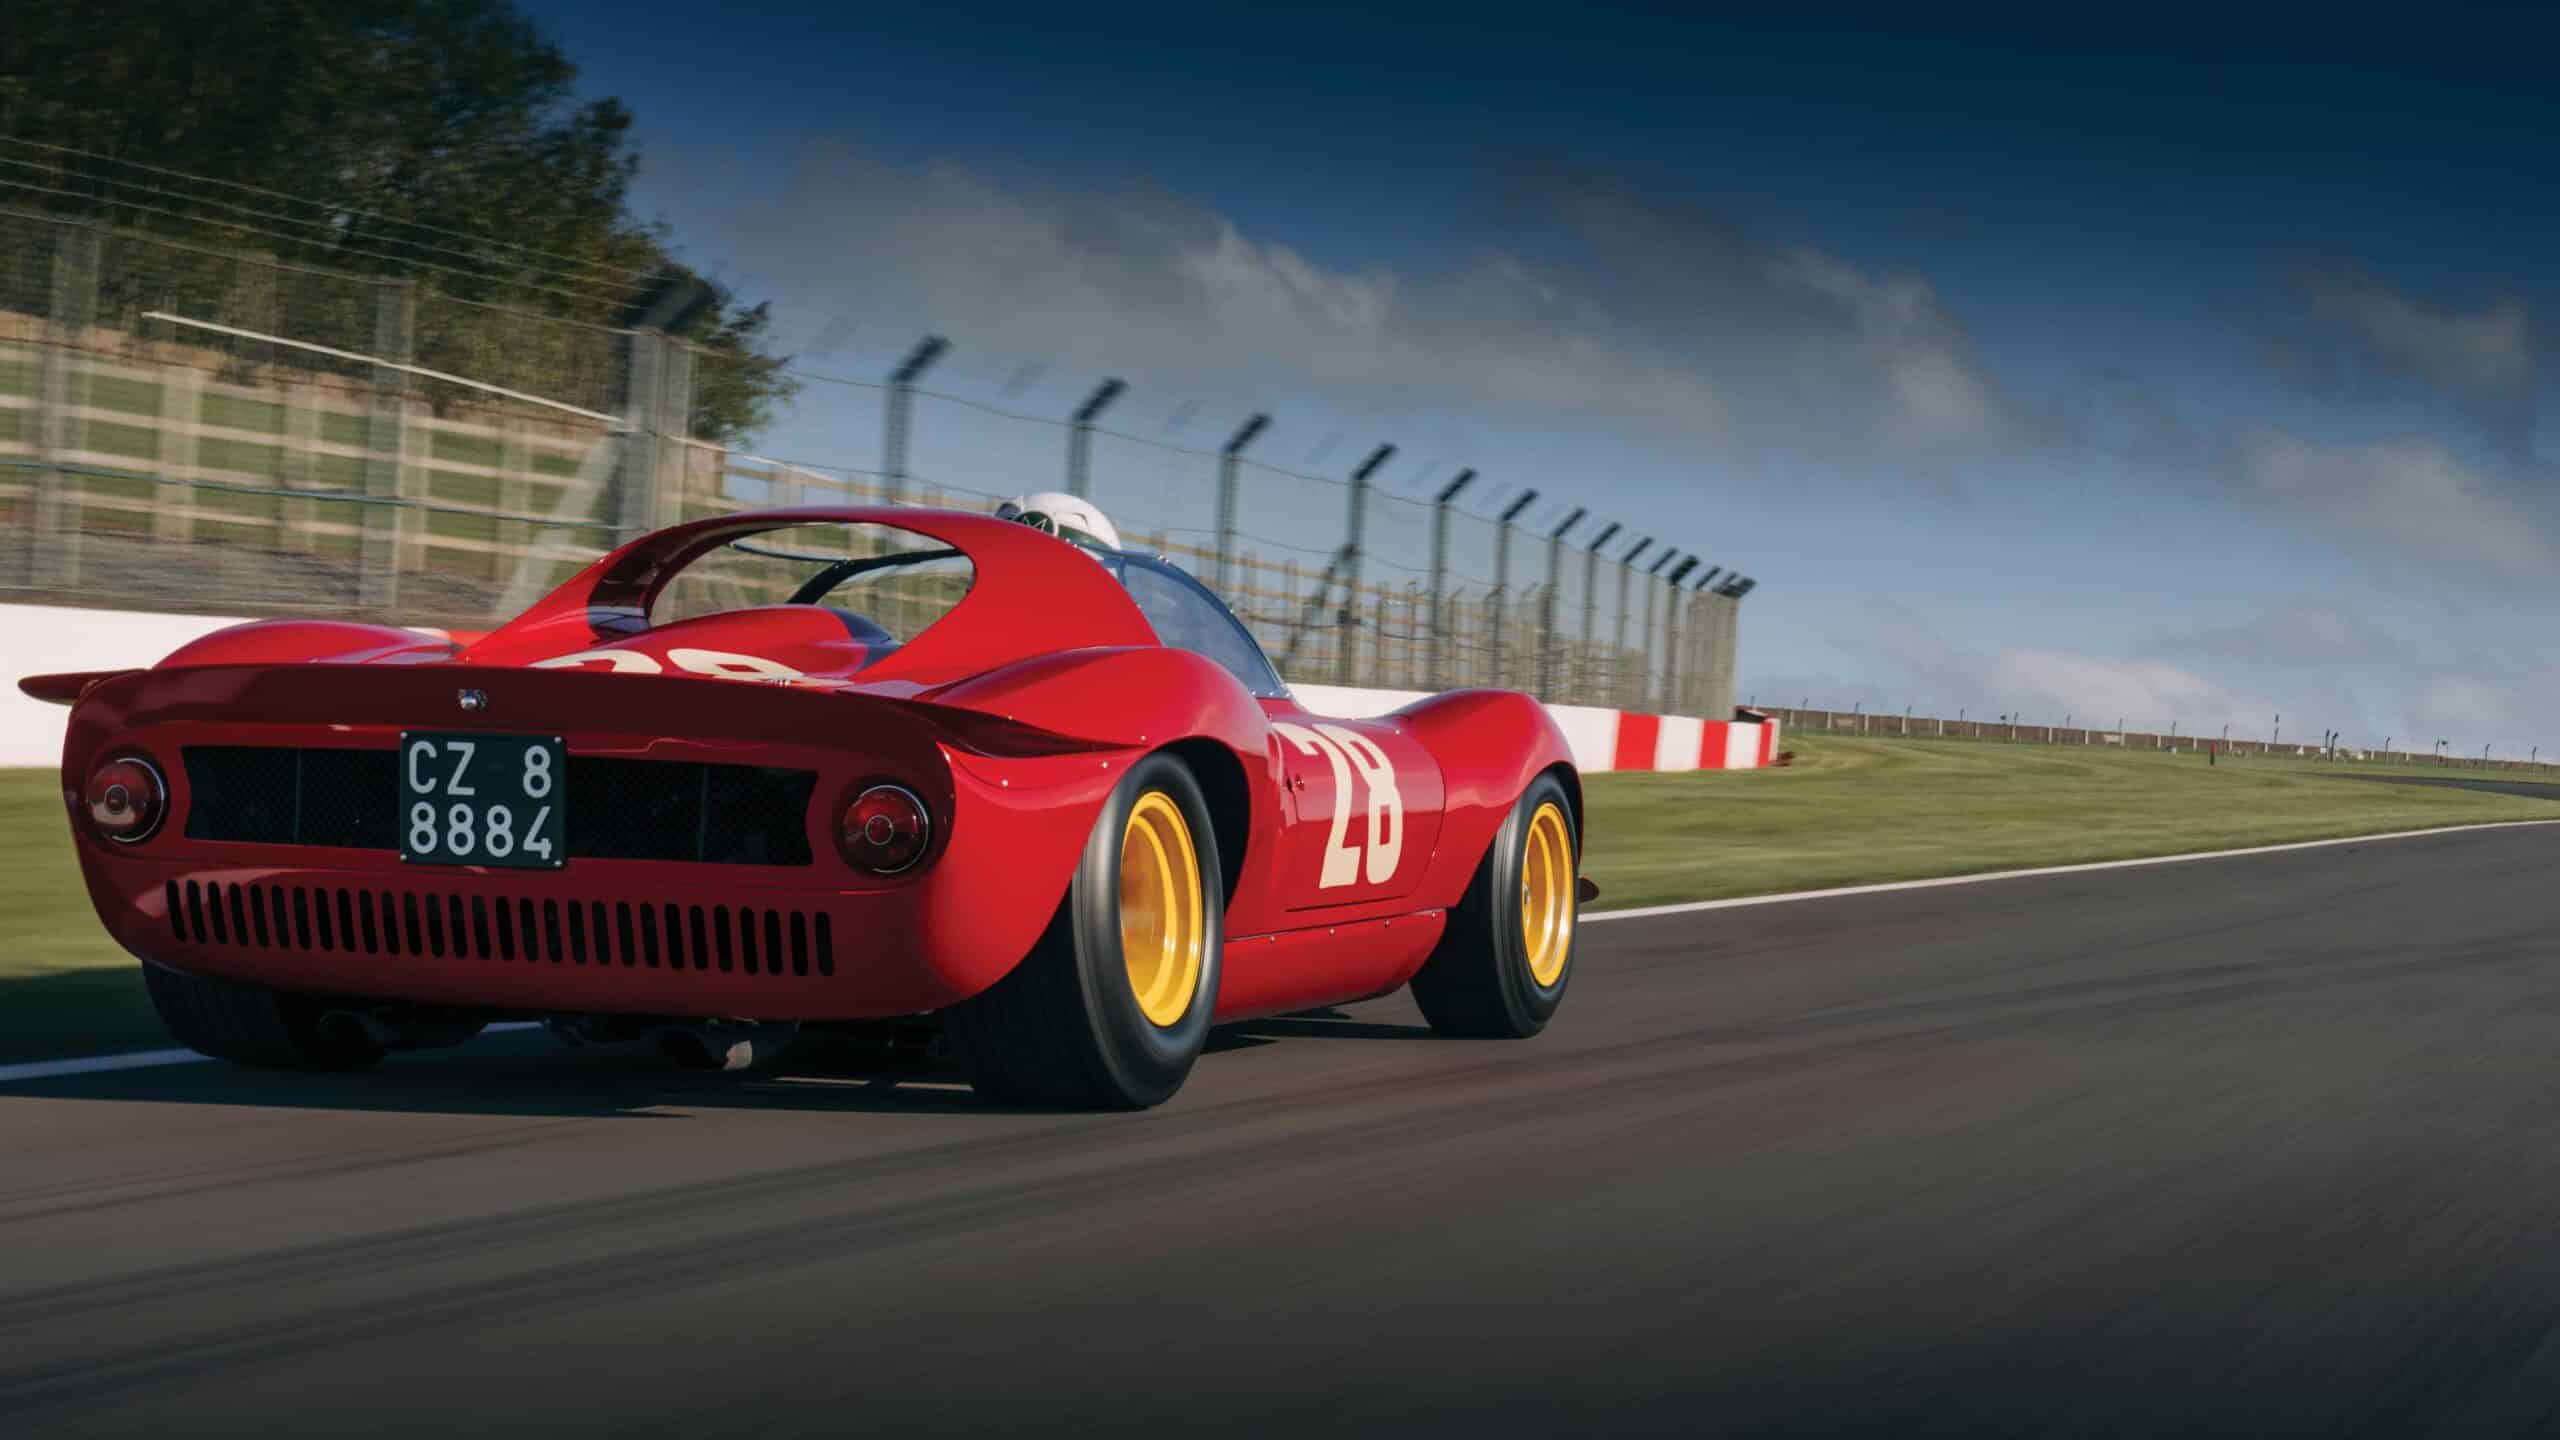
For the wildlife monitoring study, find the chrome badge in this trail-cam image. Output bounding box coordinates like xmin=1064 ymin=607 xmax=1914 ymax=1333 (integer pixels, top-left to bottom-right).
xmin=457 ymin=688 xmax=488 ymax=713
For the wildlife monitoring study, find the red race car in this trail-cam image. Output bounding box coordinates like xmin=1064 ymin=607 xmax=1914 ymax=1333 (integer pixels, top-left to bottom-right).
xmin=23 ymin=506 xmax=1588 ymax=1108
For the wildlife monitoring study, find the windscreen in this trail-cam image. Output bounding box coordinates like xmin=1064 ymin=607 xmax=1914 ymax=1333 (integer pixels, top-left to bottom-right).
xmin=650 ymin=521 xmax=975 ymax=644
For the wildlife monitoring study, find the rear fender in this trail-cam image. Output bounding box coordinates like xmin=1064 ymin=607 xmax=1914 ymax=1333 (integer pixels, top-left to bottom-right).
xmin=158 ymin=620 xmax=456 ymax=669
xmin=1393 ymin=689 xmax=1578 ymax=911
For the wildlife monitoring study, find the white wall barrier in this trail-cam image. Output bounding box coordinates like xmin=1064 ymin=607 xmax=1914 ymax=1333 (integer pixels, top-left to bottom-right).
xmin=1 ymin=608 xmax=1777 ymax=773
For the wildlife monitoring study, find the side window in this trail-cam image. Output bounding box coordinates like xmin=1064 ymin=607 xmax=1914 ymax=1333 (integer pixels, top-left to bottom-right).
xmin=1116 ymin=556 xmax=1286 ymax=697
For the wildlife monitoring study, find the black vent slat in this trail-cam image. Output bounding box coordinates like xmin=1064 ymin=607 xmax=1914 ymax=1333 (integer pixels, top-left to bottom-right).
xmin=161 ymin=878 xmax=829 ymax=984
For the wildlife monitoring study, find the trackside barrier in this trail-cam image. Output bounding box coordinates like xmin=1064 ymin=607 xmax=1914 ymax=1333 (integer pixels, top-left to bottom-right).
xmin=0 ymin=605 xmax=1776 ymax=772
xmin=1289 ymin=684 xmax=1778 ymax=773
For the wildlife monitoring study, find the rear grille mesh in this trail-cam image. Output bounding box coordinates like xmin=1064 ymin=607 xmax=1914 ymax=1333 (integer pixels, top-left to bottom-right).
xmin=163 ymin=878 xmax=836 ymax=977
xmin=180 ymin=747 xmax=817 ymax=866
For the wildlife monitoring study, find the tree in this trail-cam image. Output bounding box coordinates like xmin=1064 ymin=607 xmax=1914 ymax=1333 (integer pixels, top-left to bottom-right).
xmin=0 ymin=0 xmax=793 ymax=441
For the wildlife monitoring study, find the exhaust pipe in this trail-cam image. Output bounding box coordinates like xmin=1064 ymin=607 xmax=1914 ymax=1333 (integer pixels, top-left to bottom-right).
xmin=654 ymin=1022 xmax=799 ymax=1072
xmin=318 ymin=1009 xmax=485 ymax=1053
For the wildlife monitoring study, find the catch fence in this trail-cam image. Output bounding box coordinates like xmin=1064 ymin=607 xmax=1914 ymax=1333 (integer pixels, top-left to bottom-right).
xmin=0 ymin=207 xmax=1751 ymax=712
xmin=1763 ymin=706 xmax=2560 ymax=772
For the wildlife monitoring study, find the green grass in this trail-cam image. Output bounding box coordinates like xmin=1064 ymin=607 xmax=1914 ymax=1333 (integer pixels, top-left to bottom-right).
xmin=1581 ymin=733 xmax=2558 ymax=910
xmin=0 ymin=771 xmax=169 ymax=1062
xmin=6 ymin=735 xmax=2555 ymax=1063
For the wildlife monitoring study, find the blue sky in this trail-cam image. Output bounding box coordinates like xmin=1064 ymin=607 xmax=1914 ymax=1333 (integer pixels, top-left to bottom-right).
xmin=527 ymin=0 xmax=2557 ymax=749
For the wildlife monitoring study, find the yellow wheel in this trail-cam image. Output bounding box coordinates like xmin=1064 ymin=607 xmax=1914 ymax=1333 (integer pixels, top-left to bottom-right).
xmin=944 ymin=752 xmax=1226 ymax=1109
xmin=1519 ymin=802 xmax=1575 ymax=987
xmin=1409 ymin=772 xmax=1579 ymax=1038
xmin=1120 ymin=791 xmax=1206 ymax=1027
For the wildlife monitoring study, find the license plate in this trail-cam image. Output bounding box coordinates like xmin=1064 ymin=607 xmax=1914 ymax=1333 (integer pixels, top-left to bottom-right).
xmin=399 ymin=733 xmax=566 ymax=869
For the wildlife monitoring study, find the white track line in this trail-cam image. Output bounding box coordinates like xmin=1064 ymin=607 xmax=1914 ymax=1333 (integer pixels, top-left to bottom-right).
xmin=8 ymin=820 xmax=2557 ymax=1082
xmin=0 ymin=1022 xmax=544 ymax=1085
xmin=1583 ymin=818 xmax=2560 ymax=924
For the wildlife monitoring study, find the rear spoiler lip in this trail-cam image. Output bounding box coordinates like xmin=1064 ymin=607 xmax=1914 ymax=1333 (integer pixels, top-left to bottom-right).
xmin=61 ymin=661 xmax=1121 ymax=760
xmin=17 ymin=670 xmax=139 ymax=706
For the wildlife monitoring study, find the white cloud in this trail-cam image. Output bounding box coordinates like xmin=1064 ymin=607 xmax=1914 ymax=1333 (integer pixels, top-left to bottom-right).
xmin=1783 ymin=599 xmax=2555 ymax=749
xmin=693 ymin=147 xmax=2028 ymax=459
xmin=716 ymin=149 xmax=1726 ymax=445
xmin=2237 ymin=429 xmax=2559 ymax=581
xmin=1986 ymin=649 xmax=2260 ymax=730
xmin=2297 ymin=263 xmax=2531 ymax=394
xmin=2279 ymin=262 xmax=2536 ymax=455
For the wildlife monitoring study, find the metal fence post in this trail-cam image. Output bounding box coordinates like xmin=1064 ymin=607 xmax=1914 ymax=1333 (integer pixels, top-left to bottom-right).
xmin=1065 ymin=377 xmax=1125 ymax=499
xmin=1334 ymin=443 xmax=1394 ymax=686
xmin=1426 ymin=468 xmax=1475 ymax=690
xmin=1720 ymin=578 xmax=1752 ymax=716
xmin=1683 ymin=568 xmax=1721 ymax=714
xmin=658 ymin=339 xmax=697 ymax=522
xmin=358 ymin=277 xmax=414 ymax=613
xmin=1538 ymin=507 xmax=1585 ymax=699
xmin=1214 ymin=413 xmax=1269 ymax=599
xmin=1639 ymin=548 xmax=1676 ymax=710
xmin=882 ymin=336 xmax=947 ymax=506
xmin=1579 ymin=521 xmax=1619 ymax=707
xmin=32 ymin=220 xmax=101 ymax=591
xmin=609 ymin=327 xmax=694 ymax=544
xmin=1488 ymin=489 xmax=1538 ymax=689
xmin=1615 ymin=537 xmax=1650 ymax=709
xmin=1663 ymin=557 xmax=1698 ymax=711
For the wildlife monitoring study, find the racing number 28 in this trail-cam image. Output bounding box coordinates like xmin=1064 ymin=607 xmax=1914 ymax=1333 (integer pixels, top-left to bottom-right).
xmin=1273 ymin=722 xmax=1402 ymax=888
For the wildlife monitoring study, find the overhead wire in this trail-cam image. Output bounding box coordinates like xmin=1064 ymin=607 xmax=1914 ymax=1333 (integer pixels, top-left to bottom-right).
xmin=0 ymin=153 xmax=660 ymax=297
xmin=0 ymin=135 xmax=673 ymax=288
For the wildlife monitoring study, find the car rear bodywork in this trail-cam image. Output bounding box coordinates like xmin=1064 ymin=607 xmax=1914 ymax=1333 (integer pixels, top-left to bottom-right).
xmin=32 ymin=504 xmax=1580 ymax=1032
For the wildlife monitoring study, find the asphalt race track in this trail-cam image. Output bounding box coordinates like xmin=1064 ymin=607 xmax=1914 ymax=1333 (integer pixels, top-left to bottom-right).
xmin=9 ymin=825 xmax=2560 ymax=1437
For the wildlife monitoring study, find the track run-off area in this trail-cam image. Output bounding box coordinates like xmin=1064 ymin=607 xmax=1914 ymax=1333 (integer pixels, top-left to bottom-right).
xmin=9 ymin=820 xmax=2560 ymax=1434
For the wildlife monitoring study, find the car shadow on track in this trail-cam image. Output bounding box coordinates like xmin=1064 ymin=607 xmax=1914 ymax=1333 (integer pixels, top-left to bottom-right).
xmin=0 ymin=1008 xmax=1440 ymax=1119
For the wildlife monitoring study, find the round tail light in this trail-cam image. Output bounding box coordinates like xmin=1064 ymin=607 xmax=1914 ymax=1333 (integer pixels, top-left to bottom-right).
xmin=839 ymin=784 xmax=931 ymax=875
xmin=85 ymin=755 xmax=167 ymax=845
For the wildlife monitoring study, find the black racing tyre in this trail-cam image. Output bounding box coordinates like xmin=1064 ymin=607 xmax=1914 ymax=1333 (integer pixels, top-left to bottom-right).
xmin=944 ymin=751 xmax=1224 ymax=1109
xmin=141 ymin=962 xmax=384 ymax=1070
xmin=1408 ymin=771 xmax=1579 ymax=1039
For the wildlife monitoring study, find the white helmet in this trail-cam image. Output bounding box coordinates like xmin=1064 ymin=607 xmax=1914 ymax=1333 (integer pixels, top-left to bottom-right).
xmin=996 ymin=491 xmax=1122 ymax=552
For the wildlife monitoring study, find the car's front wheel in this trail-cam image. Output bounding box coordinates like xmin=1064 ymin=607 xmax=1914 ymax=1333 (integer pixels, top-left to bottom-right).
xmin=944 ymin=751 xmax=1224 ymax=1109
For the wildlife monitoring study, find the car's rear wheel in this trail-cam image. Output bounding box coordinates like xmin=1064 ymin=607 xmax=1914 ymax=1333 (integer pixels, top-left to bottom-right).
xmin=1409 ymin=771 xmax=1578 ymax=1038
xmin=142 ymin=962 xmax=385 ymax=1070
xmin=944 ymin=752 xmax=1224 ymax=1109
